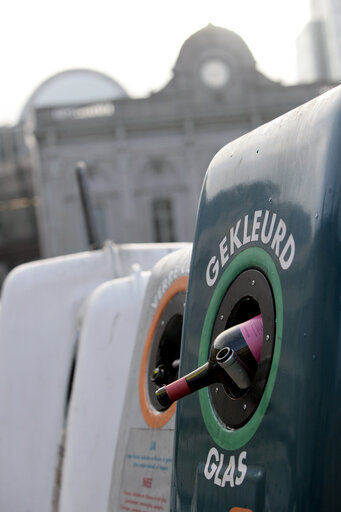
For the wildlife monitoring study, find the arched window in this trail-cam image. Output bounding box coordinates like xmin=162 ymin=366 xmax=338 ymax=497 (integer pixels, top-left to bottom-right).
xmin=152 ymin=198 xmax=175 ymax=242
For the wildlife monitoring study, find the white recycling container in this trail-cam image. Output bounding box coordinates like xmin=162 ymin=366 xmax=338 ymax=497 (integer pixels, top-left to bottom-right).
xmin=0 ymin=241 xmax=186 ymax=512
xmin=57 ymin=266 xmax=150 ymax=512
xmin=108 ymin=246 xmax=192 ymax=512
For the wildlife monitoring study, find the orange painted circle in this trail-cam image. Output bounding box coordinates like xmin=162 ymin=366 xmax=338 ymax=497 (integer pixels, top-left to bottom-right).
xmin=139 ymin=276 xmax=188 ymax=428
xmin=230 ymin=508 xmax=253 ymax=512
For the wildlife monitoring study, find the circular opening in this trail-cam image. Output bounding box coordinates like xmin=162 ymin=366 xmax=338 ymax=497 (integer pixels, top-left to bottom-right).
xmin=216 ymin=347 xmax=231 ymax=362
xmin=148 ymin=312 xmax=183 ymax=411
xmin=198 ymin=247 xmax=283 ymax=450
xmin=139 ymin=276 xmax=188 ymax=429
xmin=209 ymin=268 xmax=275 ymax=429
xmin=222 ymin=296 xmax=261 ymax=399
xmin=225 ymin=296 xmax=261 ymax=329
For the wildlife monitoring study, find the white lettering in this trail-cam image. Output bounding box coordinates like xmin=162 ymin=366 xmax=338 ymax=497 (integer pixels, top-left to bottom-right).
xmin=168 ymin=269 xmax=174 ymax=283
xmin=261 ymin=210 xmax=277 ymax=244
xmin=206 ymin=256 xmax=219 ymax=287
xmin=230 ymin=219 xmax=242 ymax=256
xmin=251 ymin=210 xmax=262 ymax=241
xmin=221 ymin=456 xmax=235 ymax=488
xmin=243 ymin=214 xmax=251 ymax=244
xmin=213 ymin=453 xmax=224 ymax=486
xmin=219 ymin=236 xmax=229 ymax=267
xmin=279 ymin=234 xmax=295 ymax=270
xmin=235 ymin=451 xmax=247 ymax=486
xmin=204 ymin=448 xmax=248 ymax=487
xmin=205 ymin=211 xmax=296 ymax=287
xmin=271 ymin=218 xmax=287 ymax=256
xmin=204 ymin=447 xmax=219 ymax=480
xmin=151 ymin=266 xmax=186 ymax=308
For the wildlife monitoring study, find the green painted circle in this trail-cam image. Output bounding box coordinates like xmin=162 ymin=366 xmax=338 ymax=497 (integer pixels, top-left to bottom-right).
xmin=198 ymin=247 xmax=283 ymax=450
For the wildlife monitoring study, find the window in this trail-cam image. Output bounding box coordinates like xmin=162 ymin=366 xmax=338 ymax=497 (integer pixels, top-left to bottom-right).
xmin=152 ymin=198 xmax=175 ymax=242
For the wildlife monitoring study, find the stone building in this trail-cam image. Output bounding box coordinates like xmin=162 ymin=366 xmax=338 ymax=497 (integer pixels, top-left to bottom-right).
xmin=0 ymin=24 xmax=337 ymax=274
xmin=0 ymin=124 xmax=39 ymax=281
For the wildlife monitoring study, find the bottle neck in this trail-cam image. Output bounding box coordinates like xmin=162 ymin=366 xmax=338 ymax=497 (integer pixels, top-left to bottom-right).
xmin=155 ymin=314 xmax=263 ymax=407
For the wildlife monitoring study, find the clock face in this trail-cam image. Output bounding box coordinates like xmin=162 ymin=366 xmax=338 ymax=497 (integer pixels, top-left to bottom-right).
xmin=200 ymin=59 xmax=230 ymax=88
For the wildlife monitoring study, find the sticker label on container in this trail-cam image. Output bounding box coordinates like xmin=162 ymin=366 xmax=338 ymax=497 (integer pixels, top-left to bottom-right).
xmin=118 ymin=428 xmax=173 ymax=512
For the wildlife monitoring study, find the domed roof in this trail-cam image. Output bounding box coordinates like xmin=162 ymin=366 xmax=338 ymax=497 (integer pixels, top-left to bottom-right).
xmin=20 ymin=68 xmax=128 ymax=121
xmin=174 ymin=24 xmax=256 ymax=71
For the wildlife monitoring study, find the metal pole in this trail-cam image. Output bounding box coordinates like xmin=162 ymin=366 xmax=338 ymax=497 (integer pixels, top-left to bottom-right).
xmin=75 ymin=161 xmax=100 ymax=250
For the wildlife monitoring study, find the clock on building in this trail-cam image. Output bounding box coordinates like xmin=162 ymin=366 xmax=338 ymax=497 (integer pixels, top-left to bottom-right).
xmin=200 ymin=59 xmax=230 ymax=88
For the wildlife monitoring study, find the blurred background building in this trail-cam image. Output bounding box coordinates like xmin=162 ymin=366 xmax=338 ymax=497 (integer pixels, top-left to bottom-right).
xmin=0 ymin=24 xmax=338 ymax=283
xmin=0 ymin=125 xmax=39 ymax=283
xmin=297 ymin=0 xmax=341 ymax=82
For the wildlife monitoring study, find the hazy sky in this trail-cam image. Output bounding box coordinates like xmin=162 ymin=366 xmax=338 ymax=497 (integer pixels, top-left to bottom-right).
xmin=1 ymin=0 xmax=311 ymax=126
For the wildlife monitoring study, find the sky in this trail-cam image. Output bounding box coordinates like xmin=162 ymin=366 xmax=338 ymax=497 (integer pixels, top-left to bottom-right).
xmin=1 ymin=0 xmax=311 ymax=126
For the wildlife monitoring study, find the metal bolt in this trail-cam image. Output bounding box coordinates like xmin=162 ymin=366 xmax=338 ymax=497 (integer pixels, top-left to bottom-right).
xmin=265 ymin=334 xmax=270 ymax=342
xmin=161 ymin=320 xmax=165 ymax=326
xmin=215 ymin=387 xmax=219 ymax=393
xmin=243 ymin=403 xmax=247 ymax=411
xmin=251 ymin=280 xmax=255 ymax=286
xmin=220 ymin=315 xmax=224 ymax=321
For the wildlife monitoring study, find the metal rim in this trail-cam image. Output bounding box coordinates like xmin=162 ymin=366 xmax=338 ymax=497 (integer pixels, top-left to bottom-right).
xmin=198 ymin=248 xmax=283 ymax=450
xmin=209 ymin=268 xmax=275 ymax=428
xmin=138 ymin=276 xmax=188 ymax=428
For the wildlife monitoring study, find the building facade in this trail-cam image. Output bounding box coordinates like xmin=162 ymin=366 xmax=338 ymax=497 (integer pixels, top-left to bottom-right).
xmin=0 ymin=124 xmax=39 ymax=281
xmin=0 ymin=24 xmax=337 ymax=277
xmin=32 ymin=25 xmax=334 ymax=258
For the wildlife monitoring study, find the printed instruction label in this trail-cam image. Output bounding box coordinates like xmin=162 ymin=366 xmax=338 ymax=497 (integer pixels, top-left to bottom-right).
xmin=119 ymin=428 xmax=173 ymax=512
